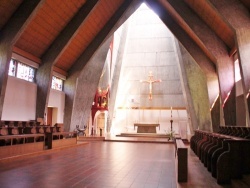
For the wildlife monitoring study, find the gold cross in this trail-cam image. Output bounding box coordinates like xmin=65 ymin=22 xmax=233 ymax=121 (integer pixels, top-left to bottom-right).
xmin=140 ymin=71 xmax=161 ymax=100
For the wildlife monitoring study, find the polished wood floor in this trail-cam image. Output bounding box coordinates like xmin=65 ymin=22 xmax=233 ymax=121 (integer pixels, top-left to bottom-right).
xmin=0 ymin=138 xmax=239 ymax=188
xmin=0 ymin=142 xmax=177 ymax=188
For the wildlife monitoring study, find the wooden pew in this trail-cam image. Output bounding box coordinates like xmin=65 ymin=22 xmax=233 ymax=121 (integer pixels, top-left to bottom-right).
xmin=191 ymin=130 xmax=250 ymax=184
xmin=46 ymin=132 xmax=77 ymax=149
xmin=0 ymin=134 xmax=45 ymax=159
xmin=175 ymin=136 xmax=188 ymax=182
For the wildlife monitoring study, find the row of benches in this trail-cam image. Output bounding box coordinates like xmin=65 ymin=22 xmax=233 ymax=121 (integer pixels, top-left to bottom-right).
xmin=217 ymin=126 xmax=250 ymax=138
xmin=0 ymin=121 xmax=48 ymax=127
xmin=0 ymin=125 xmax=63 ymax=136
xmin=0 ymin=123 xmax=77 ymax=159
xmin=0 ymin=132 xmax=77 ymax=159
xmin=190 ymin=129 xmax=250 ymax=184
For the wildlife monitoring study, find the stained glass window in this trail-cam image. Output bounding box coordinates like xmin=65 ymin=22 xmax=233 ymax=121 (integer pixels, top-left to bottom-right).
xmin=8 ymin=59 xmax=36 ymax=82
xmin=51 ymin=76 xmax=63 ymax=91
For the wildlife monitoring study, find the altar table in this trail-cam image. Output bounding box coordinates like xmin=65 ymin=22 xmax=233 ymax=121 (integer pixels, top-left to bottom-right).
xmin=134 ymin=123 xmax=160 ymax=133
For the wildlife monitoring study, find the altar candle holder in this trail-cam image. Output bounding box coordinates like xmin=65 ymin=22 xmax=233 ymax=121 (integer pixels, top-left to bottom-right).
xmin=170 ymin=107 xmax=173 ymax=132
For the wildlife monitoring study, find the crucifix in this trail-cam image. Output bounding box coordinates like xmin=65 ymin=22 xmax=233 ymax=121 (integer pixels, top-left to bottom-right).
xmin=140 ymin=71 xmax=161 ymax=100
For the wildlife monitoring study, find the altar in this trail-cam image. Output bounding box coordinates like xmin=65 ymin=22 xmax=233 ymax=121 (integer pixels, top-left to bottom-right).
xmin=134 ymin=123 xmax=160 ymax=133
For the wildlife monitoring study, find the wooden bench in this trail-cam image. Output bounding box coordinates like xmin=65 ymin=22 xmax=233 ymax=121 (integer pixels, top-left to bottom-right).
xmin=191 ymin=130 xmax=250 ymax=184
xmin=0 ymin=134 xmax=45 ymax=159
xmin=175 ymin=137 xmax=188 ymax=182
xmin=46 ymin=132 xmax=77 ymax=149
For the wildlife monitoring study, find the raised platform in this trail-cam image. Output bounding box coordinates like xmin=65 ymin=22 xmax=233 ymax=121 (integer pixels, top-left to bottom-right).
xmin=117 ymin=133 xmax=169 ymax=138
xmin=77 ymin=136 xmax=105 ymax=142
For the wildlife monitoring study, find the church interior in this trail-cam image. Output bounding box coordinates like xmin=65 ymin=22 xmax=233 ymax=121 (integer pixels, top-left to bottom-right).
xmin=1 ymin=0 xmax=250 ymax=187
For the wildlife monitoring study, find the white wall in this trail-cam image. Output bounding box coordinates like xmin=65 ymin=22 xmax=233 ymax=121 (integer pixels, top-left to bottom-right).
xmin=2 ymin=76 xmax=65 ymax=123
xmin=111 ymin=109 xmax=188 ymax=136
xmin=48 ymin=89 xmax=65 ymax=124
xmin=2 ymin=76 xmax=37 ymax=121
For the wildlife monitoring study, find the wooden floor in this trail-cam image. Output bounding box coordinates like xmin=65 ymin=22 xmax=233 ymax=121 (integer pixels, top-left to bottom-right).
xmin=0 ymin=138 xmax=236 ymax=188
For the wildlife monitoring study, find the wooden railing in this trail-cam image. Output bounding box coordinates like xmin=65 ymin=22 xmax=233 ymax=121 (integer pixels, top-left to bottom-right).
xmin=175 ymin=135 xmax=188 ymax=182
xmin=0 ymin=134 xmax=45 ymax=159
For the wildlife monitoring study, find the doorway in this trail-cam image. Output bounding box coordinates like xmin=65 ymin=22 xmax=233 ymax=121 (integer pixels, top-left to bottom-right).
xmin=47 ymin=107 xmax=58 ymax=126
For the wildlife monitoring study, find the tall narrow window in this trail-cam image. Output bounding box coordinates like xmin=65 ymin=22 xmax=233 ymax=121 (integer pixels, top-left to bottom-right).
xmin=51 ymin=76 xmax=63 ymax=91
xmin=235 ymin=59 xmax=241 ymax=82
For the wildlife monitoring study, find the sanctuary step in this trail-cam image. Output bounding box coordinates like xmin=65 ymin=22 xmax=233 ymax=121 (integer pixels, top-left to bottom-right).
xmin=77 ymin=136 xmax=105 ymax=142
xmin=117 ymin=133 xmax=169 ymax=138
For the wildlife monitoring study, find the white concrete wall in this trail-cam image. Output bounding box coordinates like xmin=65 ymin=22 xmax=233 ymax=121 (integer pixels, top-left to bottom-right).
xmin=48 ymin=89 xmax=65 ymax=124
xmin=112 ymin=4 xmax=188 ymax=135
xmin=2 ymin=76 xmax=37 ymax=121
xmin=112 ymin=109 xmax=188 ymax=135
xmin=2 ymin=76 xmax=65 ymax=123
xmin=115 ymin=4 xmax=185 ymax=108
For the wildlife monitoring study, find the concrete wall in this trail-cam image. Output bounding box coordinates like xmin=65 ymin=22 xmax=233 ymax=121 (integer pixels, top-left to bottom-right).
xmin=2 ymin=75 xmax=65 ymax=123
xmin=2 ymin=76 xmax=37 ymax=121
xmin=115 ymin=4 xmax=185 ymax=108
xmin=112 ymin=4 xmax=188 ymax=135
xmin=48 ymin=89 xmax=65 ymax=124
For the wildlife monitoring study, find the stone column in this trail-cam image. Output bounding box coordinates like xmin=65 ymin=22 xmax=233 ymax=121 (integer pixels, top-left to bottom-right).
xmin=175 ymin=41 xmax=212 ymax=133
xmin=107 ymin=22 xmax=130 ymax=133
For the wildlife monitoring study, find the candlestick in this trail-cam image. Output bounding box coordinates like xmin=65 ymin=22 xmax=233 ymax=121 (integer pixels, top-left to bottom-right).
xmin=170 ymin=106 xmax=173 ymax=133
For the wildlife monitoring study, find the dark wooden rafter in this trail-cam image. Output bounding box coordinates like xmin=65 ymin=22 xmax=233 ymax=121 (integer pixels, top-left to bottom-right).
xmin=208 ymin=0 xmax=250 ymax=90
xmin=145 ymin=0 xmax=220 ymax=124
xmin=64 ymin=0 xmax=143 ymax=130
xmin=239 ymin=0 xmax=250 ymax=9
xmin=35 ymin=0 xmax=99 ymax=119
xmin=144 ymin=0 xmax=218 ymax=90
xmin=145 ymin=0 xmax=216 ymax=74
xmin=69 ymin=0 xmax=142 ymax=74
xmin=166 ymin=0 xmax=230 ymax=56
xmin=160 ymin=0 xmax=234 ymax=104
xmin=41 ymin=0 xmax=99 ymax=64
xmin=0 ymin=0 xmax=43 ymax=120
xmin=0 ymin=0 xmax=44 ymax=45
xmin=155 ymin=0 xmax=216 ymax=63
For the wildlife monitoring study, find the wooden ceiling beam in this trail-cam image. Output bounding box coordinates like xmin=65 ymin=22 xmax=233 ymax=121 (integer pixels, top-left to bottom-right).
xmin=145 ymin=0 xmax=218 ymax=106
xmin=35 ymin=0 xmax=99 ymax=119
xmin=41 ymin=0 xmax=99 ymax=68
xmin=63 ymin=0 xmax=143 ymax=130
xmin=68 ymin=0 xmax=142 ymax=74
xmin=0 ymin=0 xmax=44 ymax=120
xmin=145 ymin=0 xmax=216 ymax=75
xmin=160 ymin=0 xmax=234 ymax=103
xmin=184 ymin=0 xmax=234 ymax=49
xmin=239 ymin=0 xmax=250 ymax=10
xmin=208 ymin=0 xmax=250 ymax=125
xmin=0 ymin=0 xmax=44 ymax=45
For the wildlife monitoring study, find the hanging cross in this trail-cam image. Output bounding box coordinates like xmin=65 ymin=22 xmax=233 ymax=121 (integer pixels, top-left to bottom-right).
xmin=140 ymin=71 xmax=161 ymax=100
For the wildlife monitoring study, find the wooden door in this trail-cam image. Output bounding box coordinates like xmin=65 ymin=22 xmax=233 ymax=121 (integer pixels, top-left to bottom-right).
xmin=47 ymin=107 xmax=53 ymax=126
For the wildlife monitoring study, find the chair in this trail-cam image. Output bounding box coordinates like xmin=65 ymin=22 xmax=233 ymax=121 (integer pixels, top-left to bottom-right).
xmin=76 ymin=125 xmax=87 ymax=136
